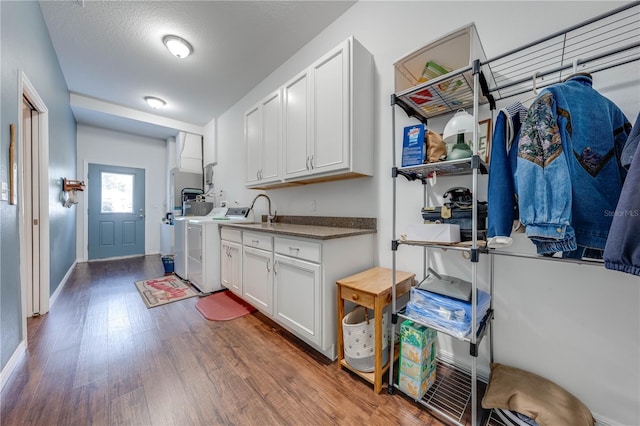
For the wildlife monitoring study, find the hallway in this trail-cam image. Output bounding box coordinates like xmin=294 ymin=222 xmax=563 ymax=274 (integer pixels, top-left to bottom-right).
xmin=0 ymin=255 xmax=443 ymax=425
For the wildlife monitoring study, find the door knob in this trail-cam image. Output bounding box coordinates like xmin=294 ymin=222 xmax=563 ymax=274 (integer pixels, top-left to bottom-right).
xmin=139 ymin=214 xmax=144 ymax=219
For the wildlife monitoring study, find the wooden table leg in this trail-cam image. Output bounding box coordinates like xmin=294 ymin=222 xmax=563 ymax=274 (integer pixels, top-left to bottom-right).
xmin=336 ymin=286 xmax=345 ymax=367
xmin=373 ymin=295 xmax=383 ymax=393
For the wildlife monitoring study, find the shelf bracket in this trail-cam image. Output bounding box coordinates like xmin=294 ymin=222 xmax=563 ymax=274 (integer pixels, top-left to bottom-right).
xmin=396 ymin=168 xmax=426 ymax=183
xmin=391 ymin=313 xmax=399 ymax=324
xmin=471 ymin=248 xmax=480 ymax=262
xmin=394 ymin=96 xmax=428 ymax=124
xmin=470 ymin=342 xmax=478 ymax=357
xmin=471 ymin=154 xmax=481 ymax=170
xmin=479 ymin=70 xmax=496 ymax=111
xmin=392 ymin=240 xmax=399 ymax=251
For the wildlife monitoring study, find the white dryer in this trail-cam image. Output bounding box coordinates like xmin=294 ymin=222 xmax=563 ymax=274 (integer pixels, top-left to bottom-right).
xmin=174 ymin=207 xmax=227 ymax=281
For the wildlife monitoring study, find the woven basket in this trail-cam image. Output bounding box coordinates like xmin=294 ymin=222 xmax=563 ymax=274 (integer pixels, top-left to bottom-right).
xmin=342 ymin=306 xmax=389 ymax=372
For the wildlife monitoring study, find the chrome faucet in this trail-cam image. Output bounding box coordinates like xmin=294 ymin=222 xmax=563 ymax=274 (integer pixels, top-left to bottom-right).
xmin=247 ymin=193 xmax=277 ymax=223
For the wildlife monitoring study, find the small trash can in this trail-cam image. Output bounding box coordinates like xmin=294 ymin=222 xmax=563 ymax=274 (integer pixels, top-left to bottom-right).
xmin=161 ymin=256 xmax=174 ymax=275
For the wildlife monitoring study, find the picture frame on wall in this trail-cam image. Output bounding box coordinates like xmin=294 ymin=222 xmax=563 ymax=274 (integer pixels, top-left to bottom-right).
xmin=478 ymin=119 xmax=492 ymax=164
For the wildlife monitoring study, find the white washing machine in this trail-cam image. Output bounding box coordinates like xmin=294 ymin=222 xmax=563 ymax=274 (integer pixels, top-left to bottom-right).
xmin=186 ymin=207 xmax=250 ymax=294
xmin=174 ymin=207 xmax=228 ymax=281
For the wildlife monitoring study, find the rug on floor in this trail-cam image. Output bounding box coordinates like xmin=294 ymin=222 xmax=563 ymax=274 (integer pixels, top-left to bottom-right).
xmin=134 ymin=275 xmax=198 ymax=308
xmin=196 ymin=290 xmax=257 ymax=321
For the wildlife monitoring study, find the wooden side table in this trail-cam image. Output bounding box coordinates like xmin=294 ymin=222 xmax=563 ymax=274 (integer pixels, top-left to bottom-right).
xmin=336 ymin=267 xmax=415 ymax=393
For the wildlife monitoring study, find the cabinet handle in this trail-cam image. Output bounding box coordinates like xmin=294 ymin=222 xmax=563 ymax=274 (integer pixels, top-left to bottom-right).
xmin=351 ymin=293 xmax=359 ymax=301
xmin=266 ymin=258 xmax=271 ymax=272
xmin=274 ymin=260 xmax=278 ymax=274
xmin=252 ymin=239 xmax=260 ymax=245
xmin=306 ymin=156 xmax=310 ymax=170
xmin=289 ymin=246 xmax=300 ymax=255
xmin=310 ymin=155 xmax=314 ymax=169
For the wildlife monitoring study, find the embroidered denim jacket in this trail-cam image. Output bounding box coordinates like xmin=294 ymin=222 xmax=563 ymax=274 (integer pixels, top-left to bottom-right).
xmin=516 ymin=74 xmax=631 ymax=254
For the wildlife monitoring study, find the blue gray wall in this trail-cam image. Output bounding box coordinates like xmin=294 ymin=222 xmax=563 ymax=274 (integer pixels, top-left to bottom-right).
xmin=1 ymin=1 xmax=77 ymax=369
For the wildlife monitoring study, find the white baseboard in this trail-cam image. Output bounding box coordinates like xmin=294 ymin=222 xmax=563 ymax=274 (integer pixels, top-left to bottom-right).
xmin=594 ymin=413 xmax=624 ymax=426
xmin=0 ymin=340 xmax=26 ymax=392
xmin=49 ymin=260 xmax=76 ymax=308
xmin=437 ymin=349 xmax=491 ymax=382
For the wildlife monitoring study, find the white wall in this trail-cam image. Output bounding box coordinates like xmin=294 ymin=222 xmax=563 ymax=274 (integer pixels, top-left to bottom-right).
xmin=76 ymin=125 xmax=167 ymax=260
xmin=209 ymin=2 xmax=639 ymax=424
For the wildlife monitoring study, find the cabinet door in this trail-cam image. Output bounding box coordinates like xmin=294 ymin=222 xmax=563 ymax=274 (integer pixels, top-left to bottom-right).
xmin=245 ymin=104 xmax=262 ymax=185
xmin=221 ymin=240 xmax=242 ymax=296
xmin=176 ymin=132 xmax=203 ymax=173
xmin=260 ymin=90 xmax=281 ymax=184
xmin=187 ymin=223 xmax=203 ymax=288
xmin=310 ymin=39 xmax=350 ymax=174
xmin=282 ymin=70 xmax=311 ymax=179
xmin=242 ymin=246 xmax=273 ymax=316
xmin=274 ymin=254 xmax=321 ymax=346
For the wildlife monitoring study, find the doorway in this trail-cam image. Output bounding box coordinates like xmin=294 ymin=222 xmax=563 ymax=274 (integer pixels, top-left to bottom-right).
xmin=22 ymin=97 xmax=41 ymax=316
xmin=87 ymin=163 xmax=146 ymax=260
xmin=19 ymin=71 xmax=50 ymax=324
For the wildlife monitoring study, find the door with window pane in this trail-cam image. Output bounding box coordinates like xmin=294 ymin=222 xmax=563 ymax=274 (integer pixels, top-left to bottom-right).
xmin=88 ymin=164 xmax=145 ymax=260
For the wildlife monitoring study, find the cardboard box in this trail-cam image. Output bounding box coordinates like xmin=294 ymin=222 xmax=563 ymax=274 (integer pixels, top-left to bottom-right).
xmin=399 ymin=320 xmax=437 ymax=377
xmin=399 ymin=355 xmax=435 ymax=380
xmin=401 ymin=124 xmax=426 ymax=167
xmin=400 ymin=319 xmax=437 ymax=347
xmin=398 ymin=368 xmax=437 ymax=400
xmin=400 ymin=339 xmax=437 ymax=367
xmin=406 ymin=223 xmax=461 ymax=243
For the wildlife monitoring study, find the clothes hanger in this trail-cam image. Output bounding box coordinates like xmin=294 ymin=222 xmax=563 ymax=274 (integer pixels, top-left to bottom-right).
xmin=520 ymin=72 xmax=541 ymax=107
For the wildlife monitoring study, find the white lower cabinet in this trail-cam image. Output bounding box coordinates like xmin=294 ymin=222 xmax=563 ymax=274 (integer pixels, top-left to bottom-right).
xmin=274 ymin=252 xmax=321 ymax=346
xmin=242 ymin=232 xmax=274 ymax=316
xmin=221 ymin=225 xmax=374 ymax=360
xmin=221 ymin=240 xmax=242 ymax=296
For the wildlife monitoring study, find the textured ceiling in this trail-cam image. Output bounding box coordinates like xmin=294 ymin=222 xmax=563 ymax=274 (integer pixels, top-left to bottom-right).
xmin=39 ymin=1 xmax=356 ymax=138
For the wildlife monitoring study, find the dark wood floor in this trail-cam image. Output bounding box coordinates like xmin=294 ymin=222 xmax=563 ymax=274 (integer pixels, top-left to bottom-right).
xmin=1 ymin=255 xmax=444 ymax=426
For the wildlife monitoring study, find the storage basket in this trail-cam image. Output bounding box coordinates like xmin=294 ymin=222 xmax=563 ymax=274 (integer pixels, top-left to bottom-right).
xmin=342 ymin=306 xmax=389 ymax=372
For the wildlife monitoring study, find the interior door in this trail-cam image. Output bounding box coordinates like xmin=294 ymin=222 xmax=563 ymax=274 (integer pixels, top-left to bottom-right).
xmin=88 ymin=163 xmax=145 ymax=260
xmin=23 ymin=97 xmax=41 ymax=316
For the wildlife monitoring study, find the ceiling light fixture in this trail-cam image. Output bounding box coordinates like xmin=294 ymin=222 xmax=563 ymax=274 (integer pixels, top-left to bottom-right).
xmin=144 ymin=96 xmax=166 ymax=109
xmin=163 ymin=35 xmax=192 ymax=59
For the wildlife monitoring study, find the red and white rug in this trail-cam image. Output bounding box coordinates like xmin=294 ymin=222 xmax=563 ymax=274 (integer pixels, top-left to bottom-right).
xmin=134 ymin=275 xmax=198 ymax=308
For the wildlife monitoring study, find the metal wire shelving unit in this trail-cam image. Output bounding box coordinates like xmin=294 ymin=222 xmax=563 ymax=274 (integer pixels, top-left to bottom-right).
xmin=387 ymin=2 xmax=639 ymax=426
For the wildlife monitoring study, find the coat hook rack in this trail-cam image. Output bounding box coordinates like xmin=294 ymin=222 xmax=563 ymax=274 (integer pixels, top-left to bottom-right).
xmin=62 ymin=178 xmax=85 ymax=208
xmin=63 ymin=178 xmax=85 ymax=192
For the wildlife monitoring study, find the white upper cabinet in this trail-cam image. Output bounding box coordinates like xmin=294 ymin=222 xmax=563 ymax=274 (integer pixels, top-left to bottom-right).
xmin=282 ymin=69 xmax=311 ymax=178
xmin=245 ymin=89 xmax=282 ymax=188
xmin=176 ymin=131 xmax=203 ymax=173
xmin=246 ymin=36 xmax=373 ymax=189
xmin=308 ymin=39 xmax=351 ymax=176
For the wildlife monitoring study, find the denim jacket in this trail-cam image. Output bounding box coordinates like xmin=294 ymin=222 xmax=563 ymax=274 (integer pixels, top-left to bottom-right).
xmin=516 ymin=73 xmax=631 ymax=255
xmin=487 ymin=102 xmax=528 ymax=239
xmin=604 ymin=113 xmax=640 ymax=276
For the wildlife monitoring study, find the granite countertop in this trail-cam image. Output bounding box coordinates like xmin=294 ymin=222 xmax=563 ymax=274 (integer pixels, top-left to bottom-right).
xmin=220 ymin=216 xmax=376 ymax=240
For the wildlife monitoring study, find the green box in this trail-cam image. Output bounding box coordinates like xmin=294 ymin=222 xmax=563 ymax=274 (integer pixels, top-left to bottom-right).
xmin=399 ymin=340 xmax=436 ymax=379
xmin=398 ymin=368 xmax=437 ymax=400
xmin=400 ymin=320 xmax=437 ymax=348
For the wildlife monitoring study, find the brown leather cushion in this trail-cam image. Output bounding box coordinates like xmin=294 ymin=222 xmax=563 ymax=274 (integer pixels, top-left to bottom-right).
xmin=481 ymin=363 xmax=594 ymax=426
